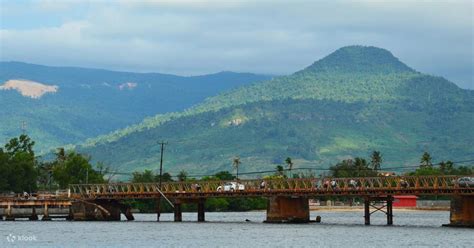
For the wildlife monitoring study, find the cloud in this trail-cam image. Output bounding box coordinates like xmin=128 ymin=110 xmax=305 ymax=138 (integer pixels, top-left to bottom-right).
xmin=0 ymin=0 xmax=472 ymax=89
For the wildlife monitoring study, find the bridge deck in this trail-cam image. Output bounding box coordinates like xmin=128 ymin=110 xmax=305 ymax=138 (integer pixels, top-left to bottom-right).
xmin=69 ymin=175 xmax=474 ymax=200
xmin=0 ymin=195 xmax=72 ymax=207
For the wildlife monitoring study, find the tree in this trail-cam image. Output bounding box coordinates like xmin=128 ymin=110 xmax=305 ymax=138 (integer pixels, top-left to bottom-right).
xmin=275 ymin=165 xmax=285 ymax=177
xmin=132 ymin=170 xmax=155 ymax=183
xmin=420 ymin=152 xmax=433 ymax=168
xmin=330 ymin=158 xmax=377 ymax=178
xmin=56 ymin=147 xmax=66 ymax=162
xmin=177 ymin=170 xmax=188 ymax=181
xmin=285 ymin=157 xmax=293 ymax=176
xmin=52 ymin=151 xmax=104 ymax=188
xmin=214 ymin=171 xmax=235 ymax=180
xmin=37 ymin=161 xmax=54 ymax=190
xmin=410 ymin=160 xmax=473 ymax=176
xmin=232 ymin=156 xmax=241 ymax=179
xmin=370 ymin=151 xmax=382 ymax=172
xmin=0 ymin=135 xmax=37 ymax=192
xmin=354 ymin=157 xmax=368 ymax=177
xmin=5 ymin=134 xmax=35 ymax=157
xmin=155 ymin=172 xmax=173 ymax=183
xmin=439 ymin=161 xmax=447 ymax=173
xmin=0 ymin=150 xmax=9 ymax=190
xmin=439 ymin=160 xmax=455 ymax=174
xmin=445 ymin=160 xmax=454 ymax=172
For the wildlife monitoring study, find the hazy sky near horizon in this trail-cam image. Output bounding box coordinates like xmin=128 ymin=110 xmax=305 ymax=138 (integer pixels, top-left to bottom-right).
xmin=0 ymin=0 xmax=472 ymax=89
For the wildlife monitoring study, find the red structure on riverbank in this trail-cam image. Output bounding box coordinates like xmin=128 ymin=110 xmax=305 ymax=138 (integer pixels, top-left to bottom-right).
xmin=393 ymin=195 xmax=417 ymax=207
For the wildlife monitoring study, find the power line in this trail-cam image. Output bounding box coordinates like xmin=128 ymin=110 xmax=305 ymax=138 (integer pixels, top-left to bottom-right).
xmin=158 ymin=140 xmax=168 ymax=189
xmin=103 ymin=158 xmax=474 ymax=179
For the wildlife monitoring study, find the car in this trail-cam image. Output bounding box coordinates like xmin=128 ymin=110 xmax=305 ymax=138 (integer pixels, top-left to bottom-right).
xmin=217 ymin=182 xmax=245 ymax=192
xmin=456 ymin=177 xmax=474 ymax=187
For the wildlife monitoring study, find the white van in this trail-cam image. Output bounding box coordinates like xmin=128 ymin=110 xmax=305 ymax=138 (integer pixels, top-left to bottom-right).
xmin=217 ymin=182 xmax=245 ymax=192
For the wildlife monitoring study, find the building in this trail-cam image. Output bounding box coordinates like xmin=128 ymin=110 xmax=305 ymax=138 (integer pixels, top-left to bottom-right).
xmin=393 ymin=195 xmax=418 ymax=207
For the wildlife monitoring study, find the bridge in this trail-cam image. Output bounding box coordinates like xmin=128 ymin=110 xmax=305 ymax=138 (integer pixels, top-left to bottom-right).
xmin=1 ymin=175 xmax=473 ymax=227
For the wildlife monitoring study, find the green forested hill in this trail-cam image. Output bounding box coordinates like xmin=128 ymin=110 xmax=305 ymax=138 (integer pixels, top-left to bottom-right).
xmin=0 ymin=62 xmax=269 ymax=152
xmin=76 ymin=46 xmax=474 ymax=175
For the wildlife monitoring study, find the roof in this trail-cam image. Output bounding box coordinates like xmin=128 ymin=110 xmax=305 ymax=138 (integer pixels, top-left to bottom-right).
xmin=394 ymin=195 xmax=418 ymax=199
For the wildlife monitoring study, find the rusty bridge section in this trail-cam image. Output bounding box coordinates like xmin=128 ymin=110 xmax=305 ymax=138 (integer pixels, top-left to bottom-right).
xmin=0 ymin=193 xmax=71 ymax=221
xmin=2 ymin=175 xmax=473 ymax=226
xmin=69 ymin=175 xmax=474 ymax=200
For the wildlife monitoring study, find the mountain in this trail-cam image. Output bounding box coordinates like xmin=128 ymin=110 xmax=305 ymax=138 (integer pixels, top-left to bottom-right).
xmin=76 ymin=46 xmax=474 ymax=175
xmin=0 ymin=62 xmax=270 ymax=151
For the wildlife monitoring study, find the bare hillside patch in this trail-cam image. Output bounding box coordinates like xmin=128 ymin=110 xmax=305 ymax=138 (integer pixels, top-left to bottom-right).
xmin=0 ymin=79 xmax=58 ymax=99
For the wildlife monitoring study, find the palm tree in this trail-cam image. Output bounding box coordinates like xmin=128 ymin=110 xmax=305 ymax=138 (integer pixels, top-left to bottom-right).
xmin=177 ymin=170 xmax=188 ymax=181
xmin=354 ymin=157 xmax=367 ymax=177
xmin=285 ymin=157 xmax=293 ymax=177
xmin=370 ymin=151 xmax=382 ymax=172
xmin=445 ymin=160 xmax=454 ymax=172
xmin=232 ymin=156 xmax=241 ymax=179
xmin=56 ymin=147 xmax=66 ymax=162
xmin=275 ymin=165 xmax=284 ymax=177
xmin=439 ymin=161 xmax=447 ymax=173
xmin=420 ymin=152 xmax=432 ymax=168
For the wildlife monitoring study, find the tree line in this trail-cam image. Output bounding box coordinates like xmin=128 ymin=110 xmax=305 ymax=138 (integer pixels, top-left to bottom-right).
xmin=0 ymin=135 xmax=106 ymax=193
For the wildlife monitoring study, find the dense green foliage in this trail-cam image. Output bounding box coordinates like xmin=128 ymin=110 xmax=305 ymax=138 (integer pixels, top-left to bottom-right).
xmin=409 ymin=153 xmax=472 ymax=176
xmin=330 ymin=157 xmax=378 ymax=178
xmin=0 ymin=62 xmax=269 ymax=152
xmin=0 ymin=135 xmax=37 ymax=192
xmin=48 ymin=149 xmax=105 ymax=188
xmin=72 ymin=46 xmax=473 ymax=175
xmin=132 ymin=170 xmax=173 ymax=183
xmin=0 ymin=135 xmax=106 ymax=193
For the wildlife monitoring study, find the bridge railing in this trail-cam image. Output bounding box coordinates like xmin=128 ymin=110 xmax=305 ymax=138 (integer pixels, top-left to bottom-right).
xmin=69 ymin=175 xmax=473 ymax=198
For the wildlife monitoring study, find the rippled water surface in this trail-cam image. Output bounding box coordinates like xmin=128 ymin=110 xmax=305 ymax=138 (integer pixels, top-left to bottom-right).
xmin=1 ymin=211 xmax=473 ymax=247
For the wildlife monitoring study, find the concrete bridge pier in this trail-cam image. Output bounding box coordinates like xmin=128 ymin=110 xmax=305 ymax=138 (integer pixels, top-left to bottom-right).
xmin=171 ymin=198 xmax=205 ymax=222
xmin=197 ymin=198 xmax=205 ymax=222
xmin=70 ymin=200 xmax=134 ymax=221
xmin=5 ymin=203 xmax=14 ymax=221
xmin=174 ymin=200 xmax=182 ymax=222
xmin=156 ymin=198 xmax=161 ymax=222
xmin=29 ymin=207 xmax=39 ymax=221
xmin=42 ymin=203 xmax=52 ymax=221
xmin=265 ymin=196 xmax=309 ymax=223
xmin=364 ymin=196 xmax=393 ymax=226
xmin=446 ymin=195 xmax=474 ymax=228
xmin=120 ymin=204 xmax=135 ymax=221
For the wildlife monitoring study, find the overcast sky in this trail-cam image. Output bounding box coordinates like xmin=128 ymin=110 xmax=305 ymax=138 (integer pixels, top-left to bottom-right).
xmin=0 ymin=0 xmax=472 ymax=89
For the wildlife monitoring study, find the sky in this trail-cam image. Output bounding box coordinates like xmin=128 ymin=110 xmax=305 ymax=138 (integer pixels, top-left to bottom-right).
xmin=0 ymin=0 xmax=473 ymax=89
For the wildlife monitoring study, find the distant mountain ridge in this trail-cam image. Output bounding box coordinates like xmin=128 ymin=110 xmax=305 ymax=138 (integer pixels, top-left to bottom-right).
xmin=0 ymin=61 xmax=271 ymax=151
xmin=76 ymin=46 xmax=474 ymax=175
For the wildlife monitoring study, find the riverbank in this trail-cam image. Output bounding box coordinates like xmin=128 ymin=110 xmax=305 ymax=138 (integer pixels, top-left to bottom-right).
xmin=310 ymin=206 xmax=449 ymax=211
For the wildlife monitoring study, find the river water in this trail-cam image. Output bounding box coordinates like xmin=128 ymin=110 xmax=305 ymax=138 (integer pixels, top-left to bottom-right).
xmin=0 ymin=210 xmax=472 ymax=247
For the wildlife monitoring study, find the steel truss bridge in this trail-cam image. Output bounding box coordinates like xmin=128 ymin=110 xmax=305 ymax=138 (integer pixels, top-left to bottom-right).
xmin=69 ymin=175 xmax=474 ymax=200
xmin=2 ymin=175 xmax=473 ymax=225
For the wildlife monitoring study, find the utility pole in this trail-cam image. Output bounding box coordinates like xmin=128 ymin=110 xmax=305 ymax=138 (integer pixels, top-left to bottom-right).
xmin=48 ymin=170 xmax=52 ymax=192
xmin=158 ymin=141 xmax=167 ymax=190
xmin=86 ymin=168 xmax=89 ymax=184
xmin=21 ymin=121 xmax=27 ymax=135
xmin=157 ymin=141 xmax=167 ymax=221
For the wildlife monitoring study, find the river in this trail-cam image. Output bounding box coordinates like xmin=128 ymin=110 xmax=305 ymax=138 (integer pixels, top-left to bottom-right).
xmin=0 ymin=210 xmax=472 ymax=247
